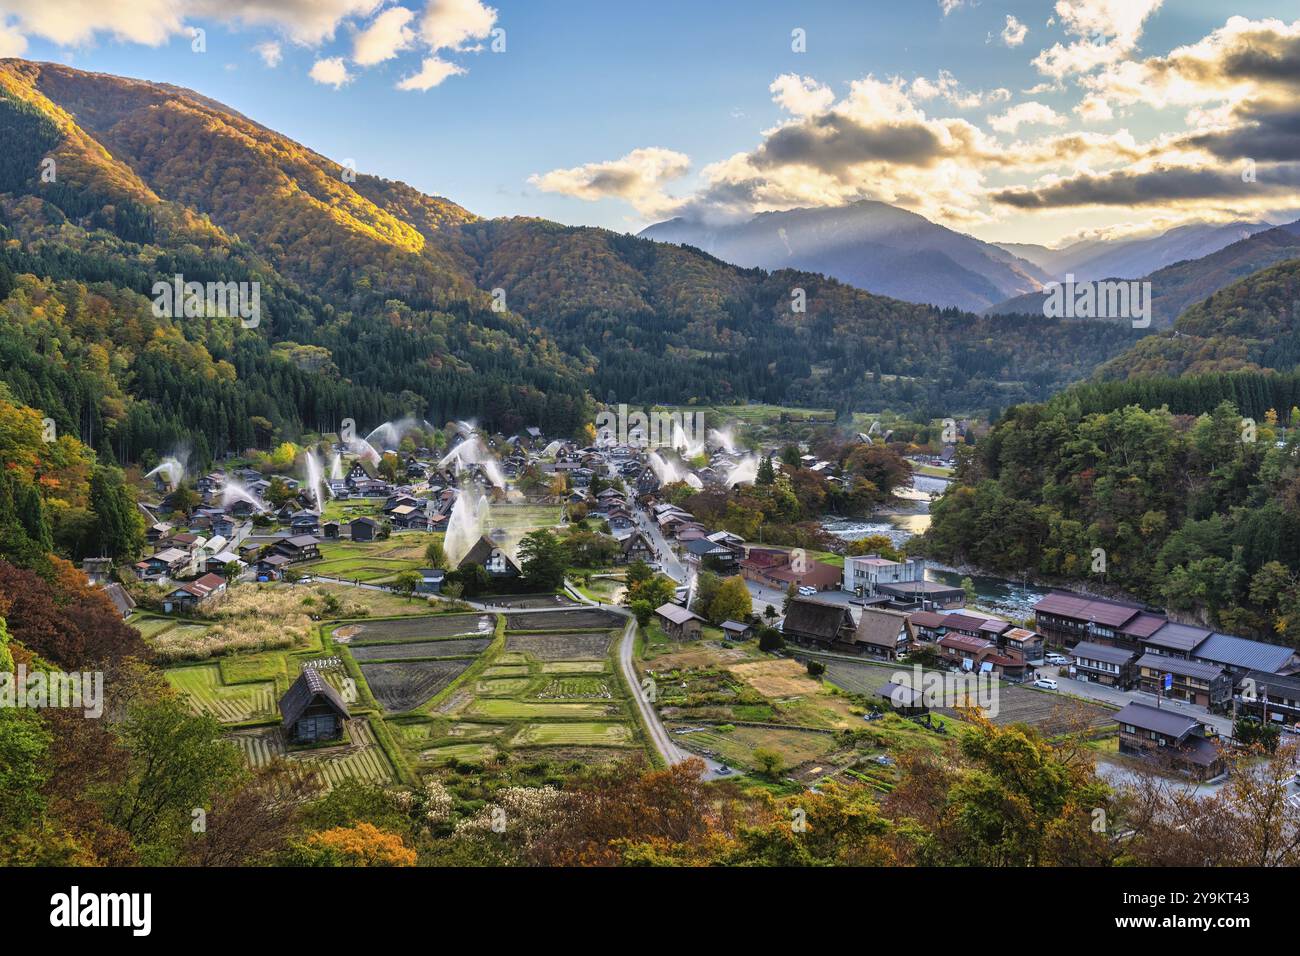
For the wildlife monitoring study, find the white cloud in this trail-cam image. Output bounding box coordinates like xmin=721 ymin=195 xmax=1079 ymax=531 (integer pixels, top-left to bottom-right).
xmin=938 ymin=0 xmax=964 ymax=15
xmin=988 ymin=101 xmax=1068 ymax=133
xmin=309 ymin=56 xmax=352 ymax=88
xmin=353 ymin=6 xmax=415 ymax=66
xmin=769 ymin=74 xmax=834 ymax=117
xmin=1002 ymin=15 xmax=1028 ymax=47
xmin=529 ymin=147 xmax=691 ymax=218
xmin=418 ymin=0 xmax=496 ymax=51
xmin=253 ymin=40 xmax=281 ymax=67
xmin=1074 ymin=94 xmax=1113 ymax=122
xmin=1032 ymin=0 xmax=1164 ymax=77
xmin=396 ymin=55 xmax=464 ymax=90
xmin=0 ymin=0 xmax=381 ymax=48
xmin=0 ymin=20 xmax=28 ymax=56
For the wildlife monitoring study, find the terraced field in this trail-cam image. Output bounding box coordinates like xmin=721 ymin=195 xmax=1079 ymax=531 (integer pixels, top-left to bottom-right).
xmin=132 ymin=616 xmax=178 ymax=638
xmin=469 ymin=699 xmax=616 ymax=719
xmin=165 ymin=663 xmax=276 ymax=723
xmin=360 ymin=659 xmax=475 ymax=713
xmin=504 ymin=609 xmax=623 ymax=630
xmin=335 ymin=613 xmax=495 ymax=644
xmin=542 ymin=661 xmax=607 ymax=674
xmin=536 ymin=676 xmax=611 ymax=699
xmin=504 ymin=630 xmax=613 ymax=660
xmin=228 ymin=718 xmax=396 ymax=789
xmin=510 ymin=722 xmax=635 ymax=747
xmin=350 ymin=638 xmax=492 ymax=661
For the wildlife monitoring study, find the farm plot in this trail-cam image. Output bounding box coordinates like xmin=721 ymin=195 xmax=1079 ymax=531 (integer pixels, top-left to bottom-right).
xmin=469 ymin=699 xmax=615 ymax=719
xmin=350 ymin=638 xmax=491 ymax=661
xmin=505 ymin=630 xmax=613 ymax=661
xmin=536 ymin=676 xmax=611 ymax=699
xmin=420 ymin=743 xmax=498 ymax=764
xmin=476 ymin=677 xmax=534 ymax=696
xmin=229 ymin=718 xmax=395 ymax=789
xmin=131 ymin=616 xmax=178 ymax=639
xmin=166 ymin=663 xmax=277 ymax=723
xmin=505 ymin=609 xmax=623 ymax=630
xmin=541 ymin=661 xmax=607 ymax=674
xmin=671 ymin=724 xmax=838 ymax=771
xmin=361 ymin=659 xmax=475 ymax=713
xmin=510 ymin=722 xmax=634 ymax=747
xmin=822 ymin=659 xmax=903 ymax=697
xmin=335 ymin=613 xmax=495 ymax=644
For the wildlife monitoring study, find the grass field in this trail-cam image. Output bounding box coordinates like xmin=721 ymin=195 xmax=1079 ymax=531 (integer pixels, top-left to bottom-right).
xmin=670 ymin=724 xmax=838 ymax=771
xmin=509 ymin=722 xmax=634 ymax=747
xmin=166 ymin=664 xmax=276 ymax=723
xmin=469 ymin=698 xmax=615 ymax=719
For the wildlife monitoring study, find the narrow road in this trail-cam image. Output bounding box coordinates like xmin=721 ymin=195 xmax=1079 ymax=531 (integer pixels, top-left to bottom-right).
xmin=566 ymin=580 xmax=736 ymax=780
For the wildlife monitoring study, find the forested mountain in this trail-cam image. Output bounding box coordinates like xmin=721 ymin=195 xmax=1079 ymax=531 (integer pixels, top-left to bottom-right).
xmin=985 ymin=223 xmax=1300 ymax=327
xmin=922 ymin=243 xmax=1300 ymax=643
xmin=640 ymin=200 xmax=1050 ymax=312
xmin=1096 ymin=255 xmax=1300 ymax=380
xmin=0 ymin=59 xmax=1147 ymax=470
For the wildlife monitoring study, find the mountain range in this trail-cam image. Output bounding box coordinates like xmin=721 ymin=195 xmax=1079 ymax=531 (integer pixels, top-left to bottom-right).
xmin=640 ymin=201 xmax=1051 ymax=312
xmin=0 ymin=58 xmax=1296 ymax=467
xmin=985 ymin=221 xmax=1300 ymax=327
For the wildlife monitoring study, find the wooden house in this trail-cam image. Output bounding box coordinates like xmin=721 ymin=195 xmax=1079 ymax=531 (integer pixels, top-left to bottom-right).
xmin=279 ymin=668 xmax=350 ymax=744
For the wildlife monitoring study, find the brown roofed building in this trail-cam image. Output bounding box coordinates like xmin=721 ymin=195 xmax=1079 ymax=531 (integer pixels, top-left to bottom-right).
xmin=852 ymin=607 xmax=911 ymax=661
xmin=280 ymin=667 xmax=350 ymax=744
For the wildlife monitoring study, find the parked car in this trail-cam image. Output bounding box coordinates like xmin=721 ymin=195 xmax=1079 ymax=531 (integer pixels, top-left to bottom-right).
xmin=797 ymin=585 xmax=817 ymax=596
xmin=1045 ymin=653 xmax=1070 ymax=665
xmin=1034 ymin=678 xmax=1059 ymax=690
xmin=715 ymin=765 xmax=732 ymax=776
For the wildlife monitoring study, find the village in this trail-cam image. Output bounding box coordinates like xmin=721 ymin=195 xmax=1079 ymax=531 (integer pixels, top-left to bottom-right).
xmin=66 ymin=409 xmax=1294 ymax=803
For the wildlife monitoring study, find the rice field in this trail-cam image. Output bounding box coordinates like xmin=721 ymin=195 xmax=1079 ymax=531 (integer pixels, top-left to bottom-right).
xmin=504 ymin=609 xmax=623 ymax=630
xmin=165 ymin=663 xmax=277 ymax=723
xmin=420 ymin=743 xmax=499 ymax=764
xmin=350 ymin=638 xmax=492 ymax=661
xmin=335 ymin=614 xmax=495 ymax=644
xmin=228 ymin=718 xmax=396 ymax=789
xmin=509 ymin=722 xmax=635 ymax=747
xmin=469 ymin=699 xmax=615 ymax=719
xmin=360 ymin=659 xmax=476 ymax=713
xmin=536 ymin=677 xmax=611 ymax=699
xmin=504 ymin=630 xmax=613 ymax=661
xmin=541 ymin=661 xmax=607 ymax=674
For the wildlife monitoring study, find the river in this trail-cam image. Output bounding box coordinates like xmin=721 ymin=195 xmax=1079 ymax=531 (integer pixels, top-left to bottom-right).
xmin=822 ymin=473 xmax=1052 ymax=618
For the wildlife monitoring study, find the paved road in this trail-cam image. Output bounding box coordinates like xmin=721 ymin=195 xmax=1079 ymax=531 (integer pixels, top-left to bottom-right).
xmin=565 ymin=580 xmax=736 ymax=781
xmin=1047 ymin=670 xmax=1235 ymax=736
xmin=632 ymin=505 xmax=686 ymax=583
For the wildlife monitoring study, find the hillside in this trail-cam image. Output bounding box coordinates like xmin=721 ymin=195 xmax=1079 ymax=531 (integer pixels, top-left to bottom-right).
xmin=985 ymin=223 xmax=1300 ymax=328
xmin=640 ymin=200 xmax=1049 ymax=312
xmin=1097 ymin=255 xmax=1300 ymax=380
xmin=0 ymin=58 xmax=1149 ymax=463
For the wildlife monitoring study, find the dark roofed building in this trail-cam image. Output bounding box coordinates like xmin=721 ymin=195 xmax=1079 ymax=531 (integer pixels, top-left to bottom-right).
xmin=1143 ymin=622 xmax=1212 ymax=658
xmin=1136 ymin=652 xmax=1231 ymax=709
xmin=280 ymin=668 xmax=350 ymax=744
xmin=459 ymin=536 xmax=521 ymax=578
xmin=1033 ymin=591 xmax=1145 ymax=647
xmin=1070 ymin=641 xmax=1138 ymax=689
xmin=1113 ymin=701 xmax=1224 ymax=779
xmin=274 ymin=534 xmax=321 ymax=563
xmin=878 ymin=681 xmax=928 ymax=716
xmin=1233 ymin=669 xmax=1300 ymax=729
xmin=781 ymin=598 xmax=856 ymax=649
xmin=853 ymin=607 xmax=911 ymax=661
xmin=1193 ymin=633 xmax=1300 ymax=677
xmin=103 ymin=582 xmax=136 ymax=619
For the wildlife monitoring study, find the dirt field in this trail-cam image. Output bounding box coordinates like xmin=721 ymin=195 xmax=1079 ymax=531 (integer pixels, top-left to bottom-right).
xmin=334 ymin=613 xmax=495 ymax=643
xmin=360 ymin=659 xmax=475 ymax=712
xmin=505 ymin=609 xmax=623 ymax=630
xmin=728 ymin=659 xmax=824 ymax=698
xmin=350 ymin=638 xmax=492 ymax=661
xmin=504 ymin=630 xmax=613 ymax=661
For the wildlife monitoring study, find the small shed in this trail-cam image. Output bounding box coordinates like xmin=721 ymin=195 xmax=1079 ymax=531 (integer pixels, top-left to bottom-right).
xmin=280 ymin=668 xmax=350 ymax=744
xmin=720 ymin=620 xmax=753 ymax=641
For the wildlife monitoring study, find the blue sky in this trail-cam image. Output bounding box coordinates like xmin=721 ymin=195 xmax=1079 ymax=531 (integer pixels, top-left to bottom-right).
xmin=3 ymin=0 xmax=1299 ymax=245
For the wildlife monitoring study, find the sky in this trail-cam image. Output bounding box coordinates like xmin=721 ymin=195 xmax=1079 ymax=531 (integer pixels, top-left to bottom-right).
xmin=1 ymin=0 xmax=1298 ymax=247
